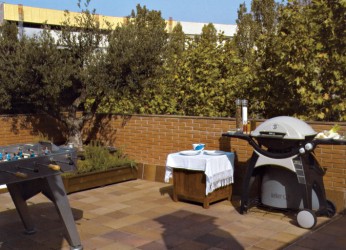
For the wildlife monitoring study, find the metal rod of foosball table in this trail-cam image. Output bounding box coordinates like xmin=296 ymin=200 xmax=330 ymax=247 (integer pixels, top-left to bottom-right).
xmin=0 ymin=169 xmax=28 ymax=178
xmin=16 ymin=166 xmax=39 ymax=172
xmin=51 ymin=159 xmax=74 ymax=165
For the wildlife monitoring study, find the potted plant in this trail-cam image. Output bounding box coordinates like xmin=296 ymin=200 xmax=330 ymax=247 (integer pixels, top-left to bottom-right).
xmin=62 ymin=141 xmax=137 ymax=194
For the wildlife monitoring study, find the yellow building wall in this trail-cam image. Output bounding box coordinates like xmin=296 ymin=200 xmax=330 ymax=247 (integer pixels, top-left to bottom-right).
xmin=2 ymin=3 xmax=176 ymax=31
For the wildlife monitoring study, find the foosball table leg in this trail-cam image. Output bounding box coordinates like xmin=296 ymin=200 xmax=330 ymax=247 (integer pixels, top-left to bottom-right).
xmin=6 ymin=183 xmax=36 ymax=235
xmin=44 ymin=175 xmax=83 ymax=250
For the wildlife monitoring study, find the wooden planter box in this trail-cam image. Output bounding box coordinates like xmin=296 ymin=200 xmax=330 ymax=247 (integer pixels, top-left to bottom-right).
xmin=173 ymin=168 xmax=232 ymax=209
xmin=62 ymin=165 xmax=137 ymax=194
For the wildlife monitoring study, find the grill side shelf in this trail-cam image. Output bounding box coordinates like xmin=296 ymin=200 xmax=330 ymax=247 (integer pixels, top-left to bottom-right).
xmin=313 ymin=139 xmax=346 ymax=146
xmin=222 ymin=132 xmax=252 ymax=141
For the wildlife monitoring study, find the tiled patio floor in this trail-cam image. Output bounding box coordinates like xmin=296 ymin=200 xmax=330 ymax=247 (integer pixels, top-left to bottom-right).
xmin=0 ymin=179 xmax=345 ymax=250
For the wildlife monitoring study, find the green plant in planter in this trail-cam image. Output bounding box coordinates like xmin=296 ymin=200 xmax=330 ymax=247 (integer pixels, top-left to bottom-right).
xmin=67 ymin=141 xmax=136 ymax=176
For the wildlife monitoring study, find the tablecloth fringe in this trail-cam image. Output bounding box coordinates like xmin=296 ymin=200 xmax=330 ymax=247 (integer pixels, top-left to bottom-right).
xmin=206 ymin=175 xmax=233 ymax=195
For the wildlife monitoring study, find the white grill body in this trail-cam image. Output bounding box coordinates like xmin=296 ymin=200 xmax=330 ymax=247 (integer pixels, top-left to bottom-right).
xmin=254 ymin=150 xmax=297 ymax=172
xmin=251 ymin=116 xmax=317 ymax=140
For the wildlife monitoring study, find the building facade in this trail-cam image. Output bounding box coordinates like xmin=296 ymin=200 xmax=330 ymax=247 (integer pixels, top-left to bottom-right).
xmin=0 ymin=3 xmax=237 ymax=38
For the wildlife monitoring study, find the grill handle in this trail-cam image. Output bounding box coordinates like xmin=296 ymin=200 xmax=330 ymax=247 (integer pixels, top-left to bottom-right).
xmin=222 ymin=132 xmax=300 ymax=159
xmin=247 ymin=137 xmax=300 ymax=159
xmin=259 ymin=131 xmax=286 ymax=138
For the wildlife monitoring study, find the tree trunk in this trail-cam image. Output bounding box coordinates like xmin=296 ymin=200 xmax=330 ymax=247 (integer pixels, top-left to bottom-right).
xmin=65 ymin=114 xmax=84 ymax=150
xmin=68 ymin=129 xmax=83 ymax=151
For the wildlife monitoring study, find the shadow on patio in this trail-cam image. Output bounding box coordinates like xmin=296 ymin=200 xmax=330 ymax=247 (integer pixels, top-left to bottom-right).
xmin=0 ymin=202 xmax=83 ymax=249
xmin=0 ymin=179 xmax=345 ymax=249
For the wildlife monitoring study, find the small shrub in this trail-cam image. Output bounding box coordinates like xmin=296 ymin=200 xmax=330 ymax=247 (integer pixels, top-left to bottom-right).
xmin=74 ymin=141 xmax=136 ymax=175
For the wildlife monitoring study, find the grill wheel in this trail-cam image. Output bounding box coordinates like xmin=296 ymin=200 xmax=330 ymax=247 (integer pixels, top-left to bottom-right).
xmin=297 ymin=209 xmax=317 ymax=229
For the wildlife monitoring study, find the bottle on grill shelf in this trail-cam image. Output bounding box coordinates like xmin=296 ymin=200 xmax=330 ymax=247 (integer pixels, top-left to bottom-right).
xmin=235 ymin=99 xmax=242 ymax=132
xmin=242 ymin=99 xmax=248 ymax=134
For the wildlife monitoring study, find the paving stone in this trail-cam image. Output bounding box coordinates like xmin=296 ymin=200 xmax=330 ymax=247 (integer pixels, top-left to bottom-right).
xmin=0 ymin=179 xmax=345 ymax=250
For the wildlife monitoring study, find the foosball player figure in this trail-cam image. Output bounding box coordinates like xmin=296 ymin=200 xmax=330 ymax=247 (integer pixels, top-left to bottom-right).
xmin=44 ymin=147 xmax=50 ymax=155
xmin=13 ymin=153 xmax=19 ymax=160
xmin=18 ymin=147 xmax=23 ymax=158
xmin=6 ymin=152 xmax=11 ymax=161
xmin=28 ymin=149 xmax=35 ymax=158
xmin=0 ymin=152 xmax=3 ymax=161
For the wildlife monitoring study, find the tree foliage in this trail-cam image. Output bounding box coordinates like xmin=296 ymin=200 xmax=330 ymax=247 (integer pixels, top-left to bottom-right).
xmin=264 ymin=0 xmax=346 ymax=120
xmin=0 ymin=2 xmax=170 ymax=147
xmin=230 ymin=0 xmax=345 ymax=121
xmin=0 ymin=0 xmax=345 ymax=146
xmin=162 ymin=23 xmax=238 ymax=117
xmin=103 ymin=4 xmax=168 ymax=114
xmin=0 ymin=23 xmax=28 ymax=111
xmin=140 ymin=22 xmax=186 ymax=115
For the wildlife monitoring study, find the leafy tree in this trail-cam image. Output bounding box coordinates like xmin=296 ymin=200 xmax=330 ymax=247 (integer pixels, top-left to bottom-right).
xmin=54 ymin=0 xmax=109 ymax=147
xmin=0 ymin=1 xmax=108 ymax=148
xmin=233 ymin=0 xmax=284 ymax=118
xmin=233 ymin=0 xmax=345 ymax=121
xmin=102 ymin=4 xmax=169 ymax=114
xmin=1 ymin=0 xmax=345 ymax=134
xmin=146 ymin=22 xmax=186 ymax=114
xmin=271 ymin=0 xmax=345 ymax=121
xmin=251 ymin=0 xmax=278 ymax=34
xmin=302 ymin=0 xmax=345 ymax=121
xmin=250 ymin=0 xmax=302 ymax=118
xmin=0 ymin=2 xmax=170 ymax=147
xmin=233 ymin=3 xmax=262 ymax=117
xmin=234 ymin=3 xmax=257 ymax=62
xmin=169 ymin=23 xmax=237 ymax=116
xmin=167 ymin=22 xmax=186 ymax=58
xmin=0 ymin=23 xmax=72 ymax=116
xmin=0 ymin=22 xmax=26 ymax=111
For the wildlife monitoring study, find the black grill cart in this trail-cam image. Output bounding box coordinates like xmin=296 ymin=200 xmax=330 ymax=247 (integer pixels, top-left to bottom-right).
xmin=223 ymin=116 xmax=345 ymax=229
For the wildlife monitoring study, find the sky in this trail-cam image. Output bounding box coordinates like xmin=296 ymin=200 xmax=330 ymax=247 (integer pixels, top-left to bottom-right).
xmin=4 ymin=0 xmax=253 ymax=25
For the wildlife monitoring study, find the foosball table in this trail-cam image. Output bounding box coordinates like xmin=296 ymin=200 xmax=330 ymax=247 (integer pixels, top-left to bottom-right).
xmin=0 ymin=141 xmax=83 ymax=250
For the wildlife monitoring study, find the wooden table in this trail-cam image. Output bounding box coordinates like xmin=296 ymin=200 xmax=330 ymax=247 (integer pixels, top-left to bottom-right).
xmin=165 ymin=150 xmax=234 ymax=208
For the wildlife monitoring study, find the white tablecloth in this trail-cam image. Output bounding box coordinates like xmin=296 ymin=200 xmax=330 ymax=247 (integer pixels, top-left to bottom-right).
xmin=165 ymin=151 xmax=234 ymax=195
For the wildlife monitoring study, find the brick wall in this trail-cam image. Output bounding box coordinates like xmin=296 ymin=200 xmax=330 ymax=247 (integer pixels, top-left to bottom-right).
xmin=1 ymin=114 xmax=346 ymax=210
xmin=85 ymin=114 xmax=346 ymax=210
xmin=0 ymin=114 xmax=65 ymax=145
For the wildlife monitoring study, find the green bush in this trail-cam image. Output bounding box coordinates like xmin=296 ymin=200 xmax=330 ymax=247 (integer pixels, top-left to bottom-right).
xmin=74 ymin=141 xmax=136 ymax=175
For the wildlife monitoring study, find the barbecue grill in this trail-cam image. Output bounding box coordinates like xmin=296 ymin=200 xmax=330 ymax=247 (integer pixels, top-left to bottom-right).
xmin=0 ymin=141 xmax=83 ymax=250
xmin=223 ymin=116 xmax=346 ymax=229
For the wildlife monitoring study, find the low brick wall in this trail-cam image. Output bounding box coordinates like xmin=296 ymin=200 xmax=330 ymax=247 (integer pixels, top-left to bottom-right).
xmin=84 ymin=114 xmax=346 ymax=211
xmin=0 ymin=114 xmax=66 ymax=145
xmin=1 ymin=114 xmax=346 ymax=210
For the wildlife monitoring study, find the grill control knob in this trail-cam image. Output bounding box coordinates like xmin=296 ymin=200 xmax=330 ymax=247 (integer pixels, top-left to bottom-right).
xmin=299 ymin=147 xmax=306 ymax=154
xmin=305 ymin=143 xmax=313 ymax=151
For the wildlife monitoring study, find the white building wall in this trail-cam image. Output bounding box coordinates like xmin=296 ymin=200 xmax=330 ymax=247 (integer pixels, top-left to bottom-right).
xmin=180 ymin=21 xmax=236 ymax=37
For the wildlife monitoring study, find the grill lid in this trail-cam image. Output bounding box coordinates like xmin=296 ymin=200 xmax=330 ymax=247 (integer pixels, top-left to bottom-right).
xmin=251 ymin=116 xmax=317 ymax=140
